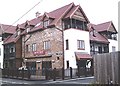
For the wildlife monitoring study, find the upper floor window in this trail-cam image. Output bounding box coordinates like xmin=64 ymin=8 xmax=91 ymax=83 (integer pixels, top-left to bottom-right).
xmin=26 ymin=27 xmax=30 ymax=33
xmin=111 ymin=34 xmax=117 ymax=40
xmin=43 ymin=20 xmax=49 ymax=28
xmin=32 ymin=43 xmax=37 ymax=51
xmin=10 ymin=47 xmax=15 ymax=53
xmin=43 ymin=40 xmax=50 ymax=50
xmin=26 ymin=44 xmax=31 ymax=52
xmin=17 ymin=30 xmax=21 ymax=36
xmin=77 ymin=40 xmax=85 ymax=50
xmin=63 ymin=18 xmax=87 ymax=31
xmin=66 ymin=39 xmax=69 ymax=50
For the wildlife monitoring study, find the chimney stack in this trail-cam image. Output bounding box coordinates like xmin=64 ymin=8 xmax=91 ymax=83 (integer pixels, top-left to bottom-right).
xmin=36 ymin=12 xmax=40 ymax=18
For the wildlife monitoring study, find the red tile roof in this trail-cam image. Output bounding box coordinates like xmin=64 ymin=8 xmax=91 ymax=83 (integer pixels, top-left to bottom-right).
xmin=75 ymin=52 xmax=92 ymax=60
xmin=26 ymin=2 xmax=90 ymax=33
xmin=0 ymin=24 xmax=16 ymax=34
xmin=64 ymin=5 xmax=78 ymax=19
xmin=3 ymin=34 xmax=20 ymax=44
xmin=90 ymin=31 xmax=109 ymax=43
xmin=94 ymin=21 xmax=117 ymax=33
xmin=64 ymin=5 xmax=89 ymax=23
xmin=28 ymin=16 xmax=41 ymax=26
xmin=89 ymin=23 xmax=109 ymax=43
xmin=48 ymin=2 xmax=75 ymax=26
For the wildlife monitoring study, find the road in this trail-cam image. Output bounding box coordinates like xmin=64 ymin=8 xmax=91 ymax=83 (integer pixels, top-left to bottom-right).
xmin=1 ymin=76 xmax=94 ymax=85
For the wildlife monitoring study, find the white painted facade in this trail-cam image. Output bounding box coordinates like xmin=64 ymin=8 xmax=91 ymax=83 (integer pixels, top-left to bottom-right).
xmin=0 ymin=37 xmax=3 ymax=69
xmin=64 ymin=29 xmax=90 ymax=69
xmin=108 ymin=39 xmax=118 ymax=52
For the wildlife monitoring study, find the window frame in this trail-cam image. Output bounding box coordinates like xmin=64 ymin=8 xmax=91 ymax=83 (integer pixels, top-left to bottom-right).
xmin=43 ymin=20 xmax=49 ymax=28
xmin=66 ymin=39 xmax=69 ymax=50
xmin=32 ymin=43 xmax=37 ymax=52
xmin=26 ymin=44 xmax=31 ymax=52
xmin=43 ymin=40 xmax=51 ymax=50
xmin=77 ymin=40 xmax=85 ymax=50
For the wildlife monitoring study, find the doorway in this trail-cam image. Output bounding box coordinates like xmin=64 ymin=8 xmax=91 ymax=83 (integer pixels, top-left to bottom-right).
xmin=42 ymin=61 xmax=52 ymax=75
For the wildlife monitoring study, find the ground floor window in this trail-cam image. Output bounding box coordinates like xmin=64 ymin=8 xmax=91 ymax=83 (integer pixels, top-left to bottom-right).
xmin=66 ymin=60 xmax=69 ymax=68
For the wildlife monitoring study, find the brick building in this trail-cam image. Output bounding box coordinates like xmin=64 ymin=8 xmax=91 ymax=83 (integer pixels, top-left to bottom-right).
xmin=20 ymin=2 xmax=91 ymax=70
xmin=3 ymin=17 xmax=41 ymax=69
xmin=2 ymin=2 xmax=118 ymax=71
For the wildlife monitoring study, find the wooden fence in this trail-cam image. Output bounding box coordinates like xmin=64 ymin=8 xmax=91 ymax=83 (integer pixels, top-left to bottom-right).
xmin=94 ymin=51 xmax=120 ymax=84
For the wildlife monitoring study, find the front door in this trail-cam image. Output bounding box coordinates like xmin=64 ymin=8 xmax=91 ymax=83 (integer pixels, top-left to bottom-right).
xmin=42 ymin=61 xmax=52 ymax=75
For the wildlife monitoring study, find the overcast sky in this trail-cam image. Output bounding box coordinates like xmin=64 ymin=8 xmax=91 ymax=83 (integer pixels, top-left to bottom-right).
xmin=0 ymin=0 xmax=119 ymax=30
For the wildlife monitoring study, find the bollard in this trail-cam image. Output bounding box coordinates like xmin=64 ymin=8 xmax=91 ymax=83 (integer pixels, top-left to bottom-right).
xmin=70 ymin=67 xmax=72 ymax=79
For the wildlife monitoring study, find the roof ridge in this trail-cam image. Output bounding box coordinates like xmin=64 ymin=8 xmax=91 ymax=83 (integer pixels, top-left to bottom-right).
xmin=48 ymin=2 xmax=74 ymax=14
xmin=96 ymin=21 xmax=111 ymax=25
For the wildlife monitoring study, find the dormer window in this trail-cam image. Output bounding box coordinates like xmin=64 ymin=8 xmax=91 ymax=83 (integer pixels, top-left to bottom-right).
xmin=43 ymin=20 xmax=49 ymax=28
xmin=26 ymin=27 xmax=30 ymax=33
xmin=15 ymin=30 xmax=21 ymax=37
xmin=90 ymin=29 xmax=96 ymax=37
xmin=17 ymin=30 xmax=21 ymax=36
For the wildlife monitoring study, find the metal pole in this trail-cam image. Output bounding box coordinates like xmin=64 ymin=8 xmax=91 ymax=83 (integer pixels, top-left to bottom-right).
xmin=62 ymin=20 xmax=65 ymax=79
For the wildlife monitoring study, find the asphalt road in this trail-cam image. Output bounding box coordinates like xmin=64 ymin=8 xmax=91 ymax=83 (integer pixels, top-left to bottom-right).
xmin=1 ymin=76 xmax=94 ymax=85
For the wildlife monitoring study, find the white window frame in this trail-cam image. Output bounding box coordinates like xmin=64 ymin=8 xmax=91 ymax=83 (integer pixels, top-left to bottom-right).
xmin=77 ymin=40 xmax=85 ymax=50
xmin=32 ymin=43 xmax=37 ymax=51
xmin=43 ymin=40 xmax=50 ymax=50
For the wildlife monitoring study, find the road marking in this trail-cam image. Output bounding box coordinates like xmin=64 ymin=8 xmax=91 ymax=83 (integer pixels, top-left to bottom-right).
xmin=2 ymin=80 xmax=29 ymax=84
xmin=44 ymin=76 xmax=94 ymax=84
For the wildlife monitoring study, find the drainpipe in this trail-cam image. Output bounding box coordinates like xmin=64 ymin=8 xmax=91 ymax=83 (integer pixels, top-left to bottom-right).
xmin=55 ymin=26 xmax=64 ymax=70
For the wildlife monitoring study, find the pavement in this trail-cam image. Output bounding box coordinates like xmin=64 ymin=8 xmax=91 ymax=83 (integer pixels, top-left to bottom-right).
xmin=1 ymin=76 xmax=94 ymax=85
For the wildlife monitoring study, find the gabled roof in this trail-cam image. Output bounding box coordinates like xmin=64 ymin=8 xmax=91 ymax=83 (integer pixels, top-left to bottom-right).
xmin=0 ymin=24 xmax=16 ymax=34
xmin=3 ymin=34 xmax=20 ymax=44
xmin=29 ymin=16 xmax=41 ymax=25
xmin=24 ymin=2 xmax=90 ymax=33
xmin=90 ymin=31 xmax=109 ymax=43
xmin=48 ymin=2 xmax=75 ymax=26
xmin=89 ymin=23 xmax=109 ymax=43
xmin=94 ymin=21 xmax=117 ymax=33
xmin=64 ymin=5 xmax=89 ymax=23
xmin=21 ymin=3 xmax=76 ymax=34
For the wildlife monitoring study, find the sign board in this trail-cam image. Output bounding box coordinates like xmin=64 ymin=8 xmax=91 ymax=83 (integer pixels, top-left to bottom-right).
xmin=33 ymin=50 xmax=45 ymax=56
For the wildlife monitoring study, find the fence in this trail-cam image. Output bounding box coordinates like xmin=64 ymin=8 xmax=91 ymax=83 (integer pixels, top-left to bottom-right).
xmin=2 ymin=67 xmax=93 ymax=80
xmin=94 ymin=51 xmax=120 ymax=84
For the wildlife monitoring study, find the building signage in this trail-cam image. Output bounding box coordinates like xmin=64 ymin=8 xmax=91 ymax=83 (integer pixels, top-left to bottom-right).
xmin=33 ymin=50 xmax=45 ymax=56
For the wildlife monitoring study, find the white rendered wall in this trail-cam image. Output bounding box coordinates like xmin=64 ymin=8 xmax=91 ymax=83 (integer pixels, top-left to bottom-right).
xmin=0 ymin=37 xmax=3 ymax=69
xmin=64 ymin=29 xmax=90 ymax=69
xmin=108 ymin=39 xmax=118 ymax=52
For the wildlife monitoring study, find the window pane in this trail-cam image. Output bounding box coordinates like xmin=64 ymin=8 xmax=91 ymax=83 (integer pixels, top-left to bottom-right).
xmin=77 ymin=40 xmax=85 ymax=50
xmin=66 ymin=39 xmax=69 ymax=50
xmin=44 ymin=41 xmax=50 ymax=50
xmin=32 ymin=43 xmax=36 ymax=51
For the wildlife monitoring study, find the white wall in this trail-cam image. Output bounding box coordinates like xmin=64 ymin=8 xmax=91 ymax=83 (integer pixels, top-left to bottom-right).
xmin=108 ymin=39 xmax=118 ymax=52
xmin=0 ymin=37 xmax=3 ymax=69
xmin=64 ymin=29 xmax=90 ymax=69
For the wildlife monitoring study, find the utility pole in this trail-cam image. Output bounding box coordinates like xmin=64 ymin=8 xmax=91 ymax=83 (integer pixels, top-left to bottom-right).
xmin=22 ymin=34 xmax=32 ymax=67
